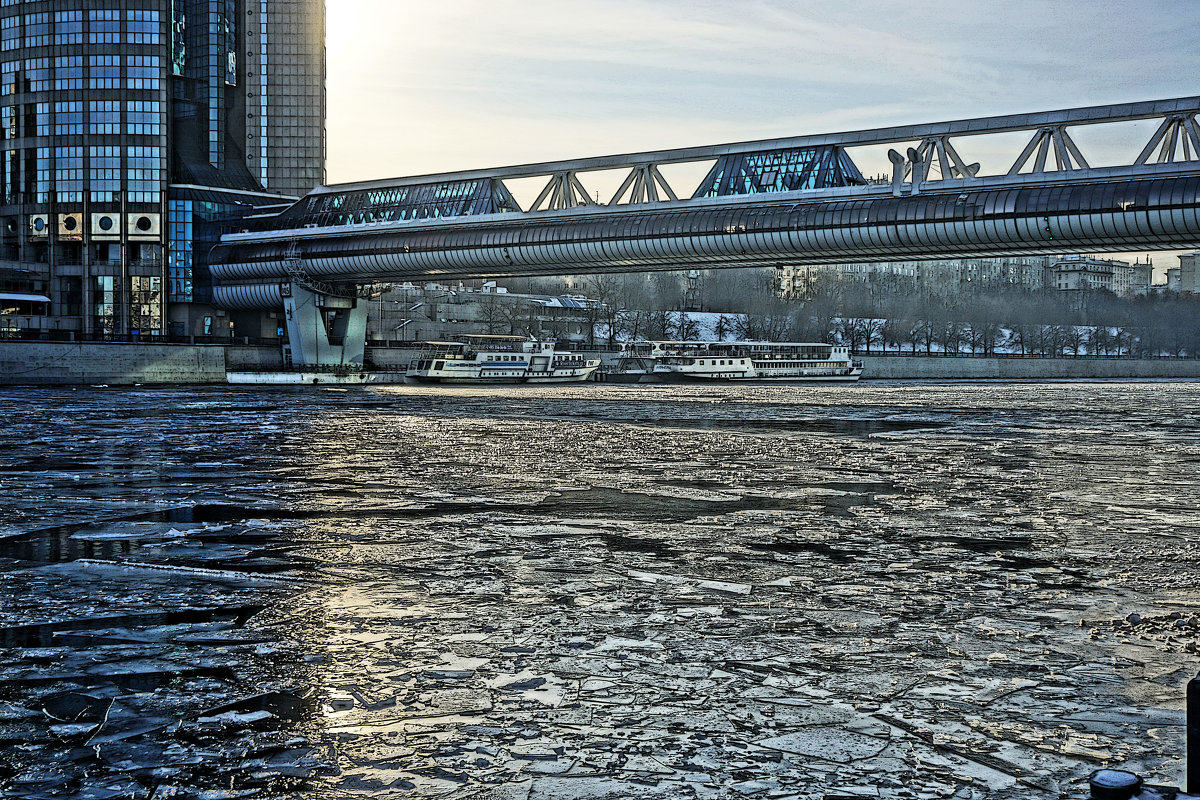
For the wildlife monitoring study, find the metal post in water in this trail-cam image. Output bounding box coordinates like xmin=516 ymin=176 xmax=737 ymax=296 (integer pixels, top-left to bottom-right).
xmin=1189 ymin=671 xmax=1200 ymax=796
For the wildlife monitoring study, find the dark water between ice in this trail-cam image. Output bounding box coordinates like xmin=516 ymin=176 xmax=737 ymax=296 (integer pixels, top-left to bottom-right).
xmin=1 ymin=381 xmax=1198 ymax=799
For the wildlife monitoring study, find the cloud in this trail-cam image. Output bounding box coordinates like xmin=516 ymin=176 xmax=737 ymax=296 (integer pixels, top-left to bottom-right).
xmin=327 ymin=0 xmax=1199 ymax=184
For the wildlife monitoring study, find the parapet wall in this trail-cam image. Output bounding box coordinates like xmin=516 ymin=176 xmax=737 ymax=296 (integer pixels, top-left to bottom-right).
xmin=0 ymin=342 xmax=228 ymax=385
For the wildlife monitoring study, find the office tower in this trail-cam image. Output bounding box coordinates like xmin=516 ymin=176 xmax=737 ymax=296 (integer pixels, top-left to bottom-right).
xmin=0 ymin=1 xmax=325 ymax=338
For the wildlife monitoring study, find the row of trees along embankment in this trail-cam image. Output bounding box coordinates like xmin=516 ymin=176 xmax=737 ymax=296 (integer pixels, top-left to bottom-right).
xmin=508 ymin=268 xmax=1200 ymax=358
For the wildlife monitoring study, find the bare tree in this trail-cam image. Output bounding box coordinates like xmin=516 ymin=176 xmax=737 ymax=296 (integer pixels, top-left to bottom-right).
xmin=478 ymin=294 xmax=506 ymax=335
xmin=677 ymin=313 xmax=701 ymax=341
xmin=1007 ymin=324 xmax=1030 ymax=356
xmin=859 ymin=318 xmax=885 ymax=354
xmin=1086 ymin=326 xmax=1112 ymax=356
xmin=1063 ymin=326 xmax=1086 ymax=356
xmin=616 ymin=309 xmax=649 ymax=341
xmin=646 ymin=310 xmax=676 ymax=340
xmin=583 ymin=273 xmax=629 ymax=346
xmin=713 ymin=314 xmax=735 ymax=341
xmin=935 ymin=321 xmax=963 ymax=355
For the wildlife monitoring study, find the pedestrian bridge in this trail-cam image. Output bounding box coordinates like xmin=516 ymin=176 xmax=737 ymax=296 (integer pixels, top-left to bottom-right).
xmin=207 ymin=96 xmax=1200 ymax=366
xmin=212 ymin=96 xmax=1200 ymax=294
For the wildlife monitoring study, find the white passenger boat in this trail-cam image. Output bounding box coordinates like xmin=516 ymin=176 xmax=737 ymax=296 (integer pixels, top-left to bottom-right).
xmin=650 ymin=341 xmax=863 ymax=382
xmin=600 ymin=340 xmax=670 ymax=383
xmin=406 ymin=335 xmax=601 ymax=384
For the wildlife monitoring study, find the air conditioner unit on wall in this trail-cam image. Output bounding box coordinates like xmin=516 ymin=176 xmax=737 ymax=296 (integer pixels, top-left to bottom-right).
xmin=58 ymin=213 xmax=83 ymax=240
xmin=127 ymin=212 xmax=161 ymax=240
xmin=91 ymin=212 xmax=120 ymax=240
xmin=29 ymin=214 xmax=49 ymax=238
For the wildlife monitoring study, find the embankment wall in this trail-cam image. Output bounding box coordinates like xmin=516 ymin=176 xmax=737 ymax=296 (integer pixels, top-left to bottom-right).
xmin=858 ymin=354 xmax=1200 ymax=380
xmin=2 ymin=342 xmax=1198 ymax=385
xmin=0 ymin=341 xmax=227 ymax=385
xmin=226 ymin=345 xmax=285 ymax=372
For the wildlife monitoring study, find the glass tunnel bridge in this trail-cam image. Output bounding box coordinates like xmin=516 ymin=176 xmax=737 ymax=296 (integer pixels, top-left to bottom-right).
xmin=210 ymin=96 xmax=1200 ymax=309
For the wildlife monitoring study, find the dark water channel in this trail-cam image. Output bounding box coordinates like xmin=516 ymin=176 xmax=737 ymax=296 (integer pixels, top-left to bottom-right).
xmin=0 ymin=381 xmax=1198 ymax=800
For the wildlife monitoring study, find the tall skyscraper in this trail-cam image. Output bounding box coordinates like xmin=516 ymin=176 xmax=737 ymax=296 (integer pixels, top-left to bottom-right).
xmin=0 ymin=1 xmax=325 ymax=338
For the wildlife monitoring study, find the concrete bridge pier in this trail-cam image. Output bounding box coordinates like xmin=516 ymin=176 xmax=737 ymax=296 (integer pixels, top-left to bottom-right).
xmin=281 ymin=282 xmax=367 ymax=369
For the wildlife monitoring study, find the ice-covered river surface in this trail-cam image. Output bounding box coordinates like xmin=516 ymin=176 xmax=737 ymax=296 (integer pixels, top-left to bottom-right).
xmin=1 ymin=381 xmax=1198 ymax=800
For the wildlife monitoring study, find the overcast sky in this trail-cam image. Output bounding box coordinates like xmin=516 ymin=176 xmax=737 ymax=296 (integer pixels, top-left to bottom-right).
xmin=325 ymin=0 xmax=1199 ymax=265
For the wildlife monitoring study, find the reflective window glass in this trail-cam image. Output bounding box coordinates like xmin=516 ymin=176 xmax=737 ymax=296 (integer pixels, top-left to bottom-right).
xmin=0 ymin=16 xmax=17 ymax=52
xmin=54 ymin=56 xmax=84 ymax=91
xmin=89 ymin=10 xmax=120 ymax=45
xmin=54 ymin=10 xmax=83 ymax=45
xmin=23 ymin=12 xmax=49 ymax=48
xmin=89 ymin=100 xmax=119 ymax=135
xmin=126 ymin=9 xmax=160 ymax=45
xmin=54 ymin=100 xmax=82 ymax=136
xmin=126 ymin=54 xmax=160 ymax=90
xmin=89 ymin=55 xmax=120 ymax=89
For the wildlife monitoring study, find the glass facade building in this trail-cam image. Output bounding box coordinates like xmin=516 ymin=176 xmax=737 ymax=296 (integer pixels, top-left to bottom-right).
xmin=0 ymin=0 xmax=324 ymax=338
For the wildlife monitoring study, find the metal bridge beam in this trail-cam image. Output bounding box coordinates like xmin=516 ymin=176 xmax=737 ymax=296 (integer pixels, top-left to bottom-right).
xmin=212 ymin=171 xmax=1200 ymax=288
xmin=211 ymin=96 xmax=1200 ymax=299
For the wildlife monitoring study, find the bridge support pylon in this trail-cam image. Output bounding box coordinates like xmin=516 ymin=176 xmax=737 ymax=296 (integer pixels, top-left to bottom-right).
xmin=281 ymin=281 xmax=367 ymax=369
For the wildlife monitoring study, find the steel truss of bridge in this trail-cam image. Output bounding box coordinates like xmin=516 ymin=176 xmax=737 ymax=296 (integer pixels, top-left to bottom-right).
xmin=209 ymin=96 xmax=1200 ymax=366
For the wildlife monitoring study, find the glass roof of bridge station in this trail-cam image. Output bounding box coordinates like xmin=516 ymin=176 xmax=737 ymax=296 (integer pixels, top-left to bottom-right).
xmin=271 ymin=179 xmax=523 ymax=229
xmin=258 ymin=145 xmax=868 ymax=231
xmin=693 ymin=146 xmax=866 ymax=197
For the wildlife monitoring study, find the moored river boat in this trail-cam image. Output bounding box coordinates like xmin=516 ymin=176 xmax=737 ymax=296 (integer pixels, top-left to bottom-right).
xmin=406 ymin=335 xmax=600 ymax=383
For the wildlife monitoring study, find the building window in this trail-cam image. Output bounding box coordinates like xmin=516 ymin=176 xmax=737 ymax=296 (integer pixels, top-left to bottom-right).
xmin=34 ymin=101 xmax=49 ymax=136
xmin=0 ymin=17 xmax=18 ymax=52
xmin=89 ymin=100 xmax=119 ymax=135
xmin=170 ymin=4 xmax=185 ymax=75
xmin=89 ymin=145 xmax=121 ymax=204
xmin=1 ymin=147 xmax=15 ymax=204
xmin=23 ymin=12 xmax=49 ymax=48
xmin=0 ymin=60 xmax=13 ymax=95
xmin=93 ymin=275 xmax=118 ymax=335
xmin=89 ymin=10 xmax=120 ymax=45
xmin=34 ymin=145 xmax=49 ymax=202
xmin=58 ymin=276 xmax=82 ymax=316
xmin=54 ymin=56 xmax=84 ymax=91
xmin=126 ymin=54 xmax=159 ymax=90
xmin=125 ymin=99 xmax=160 ymax=136
xmin=126 ymin=144 xmax=161 ymax=204
xmin=54 ymin=101 xmax=82 ymax=136
xmin=53 ymin=10 xmax=83 ymax=45
xmin=23 ymin=57 xmax=49 ymax=92
xmin=88 ymin=55 xmax=120 ymax=89
xmin=127 ymin=10 xmax=160 ymax=45
xmin=129 ymin=276 xmax=161 ymax=333
xmin=168 ymin=199 xmax=194 ymax=303
xmin=55 ymin=145 xmax=83 ymax=203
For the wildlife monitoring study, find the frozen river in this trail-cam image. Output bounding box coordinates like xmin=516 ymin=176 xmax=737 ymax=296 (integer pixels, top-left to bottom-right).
xmin=1 ymin=381 xmax=1198 ymax=799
